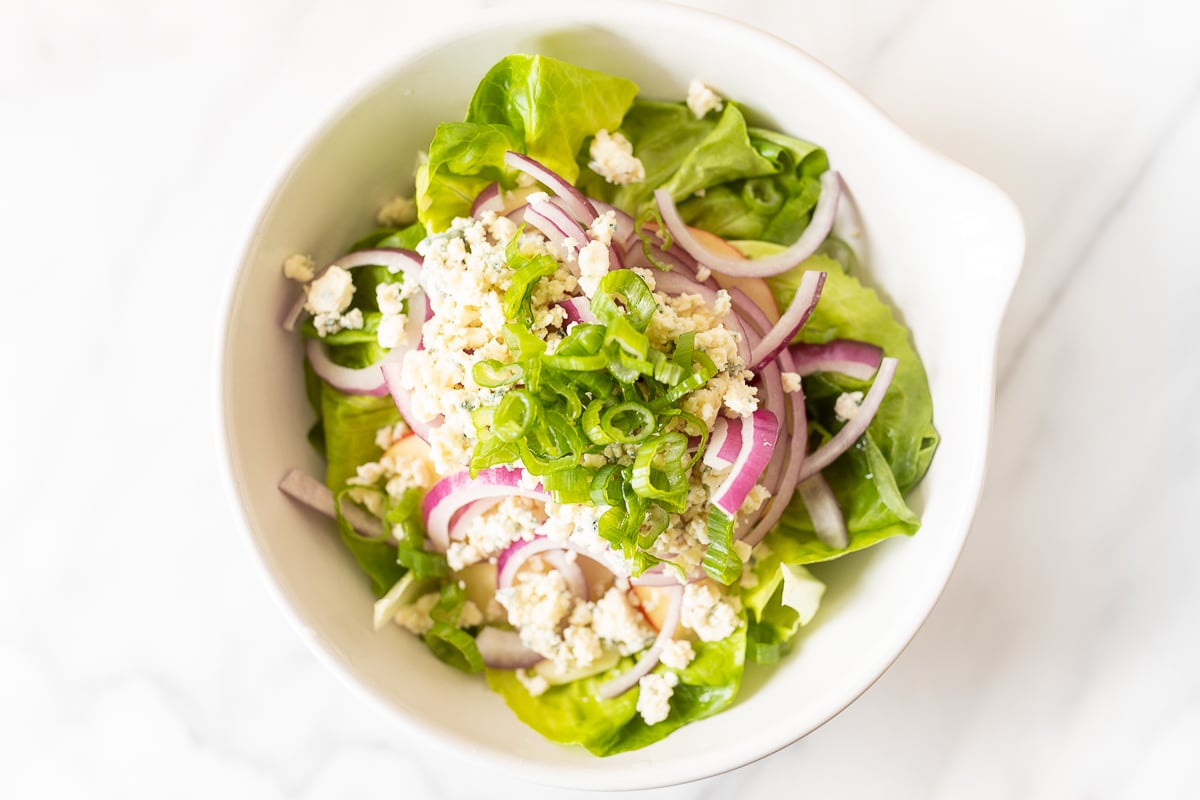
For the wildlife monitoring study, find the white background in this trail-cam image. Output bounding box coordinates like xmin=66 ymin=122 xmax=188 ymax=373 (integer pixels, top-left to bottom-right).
xmin=4 ymin=0 xmax=1199 ymax=797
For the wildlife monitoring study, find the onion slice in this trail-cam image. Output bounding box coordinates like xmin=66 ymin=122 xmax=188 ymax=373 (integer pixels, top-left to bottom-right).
xmin=471 ymin=182 xmax=505 ymax=217
xmin=791 ymin=339 xmax=883 ymax=380
xmin=559 ymin=296 xmax=598 ymax=325
xmin=278 ymin=468 xmax=383 ymax=539
xmin=796 ymin=357 xmax=898 ymax=482
xmin=306 ymin=290 xmax=425 ymax=397
xmin=380 ymin=360 xmax=438 ymax=443
xmin=748 ymin=270 xmax=825 ymax=370
xmin=653 ymin=170 xmax=840 ymax=278
xmin=496 ymin=536 xmax=588 ymax=600
xmin=475 ymin=627 xmax=544 ymax=670
xmin=421 ymin=468 xmax=548 ymax=553
xmin=744 ymin=347 xmax=808 ymax=547
xmin=504 ymin=151 xmax=598 ymax=225
xmin=597 ymin=584 xmax=683 ymax=699
xmin=709 ymin=410 xmax=780 ymax=517
xmin=797 ymin=473 xmax=848 ymax=549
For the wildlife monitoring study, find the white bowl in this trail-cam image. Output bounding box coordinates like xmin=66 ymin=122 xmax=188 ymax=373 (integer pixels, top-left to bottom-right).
xmin=219 ymin=2 xmax=1024 ymax=790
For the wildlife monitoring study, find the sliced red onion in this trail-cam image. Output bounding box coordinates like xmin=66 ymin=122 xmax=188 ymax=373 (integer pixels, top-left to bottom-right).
xmin=654 ymin=170 xmax=840 ymax=278
xmin=471 ymin=182 xmax=505 ymax=217
xmin=797 ymin=357 xmax=898 ymax=482
xmin=791 ymin=339 xmax=883 ymax=380
xmin=797 ymin=473 xmax=848 ymax=549
xmin=744 ymin=347 xmax=808 ymax=546
xmin=333 ymin=248 xmax=423 ymax=275
xmin=281 ymin=292 xmax=306 ymax=332
xmin=421 ymin=467 xmax=548 ymax=553
xmin=702 ymin=417 xmax=743 ymax=470
xmin=475 ymin=627 xmax=544 ymax=670
xmin=748 ymin=270 xmax=825 ymax=371
xmin=306 ymin=290 xmax=425 ymax=397
xmin=559 ymin=296 xmax=599 ymax=325
xmin=526 ymin=196 xmax=589 ymax=245
xmin=278 ymin=468 xmax=383 ymax=539
xmin=305 ymin=338 xmax=397 ymax=397
xmin=709 ymin=410 xmax=780 ymax=517
xmin=496 ymin=537 xmax=588 ymax=600
xmin=504 ymin=151 xmax=598 ymax=225
xmin=447 ymin=498 xmax=501 ymax=542
xmin=380 ymin=360 xmax=438 ymax=443
xmin=597 ymin=584 xmax=683 ymax=699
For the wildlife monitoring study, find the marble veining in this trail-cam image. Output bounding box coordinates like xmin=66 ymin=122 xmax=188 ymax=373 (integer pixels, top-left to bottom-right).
xmin=4 ymin=0 xmax=1199 ymax=797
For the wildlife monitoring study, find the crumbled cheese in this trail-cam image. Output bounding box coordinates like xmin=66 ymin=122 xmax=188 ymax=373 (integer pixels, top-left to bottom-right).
xmin=376 ymin=312 xmax=408 ymax=349
xmin=694 ymin=265 xmax=712 ymax=283
xmin=781 ymin=371 xmax=803 ymax=393
xmin=659 ymin=638 xmax=696 ymax=671
xmin=681 ymin=582 xmax=740 ymax=642
xmin=516 ymin=668 xmax=549 ymax=697
xmin=376 ymin=282 xmax=406 ymax=315
xmin=447 ymin=496 xmax=543 ymax=571
xmin=588 ymin=210 xmax=617 ymax=247
xmin=393 ymin=592 xmax=440 ymax=635
xmin=282 ymin=253 xmax=315 ymax=283
xmin=835 ymin=391 xmax=865 ymax=421
xmin=306 ymin=265 xmax=355 ymax=314
xmin=637 ymin=672 xmax=679 ymax=725
xmin=577 ymin=240 xmax=611 ymax=297
xmin=588 ymin=129 xmax=645 ymax=185
xmin=686 ymin=79 xmax=724 ymax=118
xmin=373 ymin=420 xmax=410 ymax=451
xmin=496 ymin=570 xmax=576 ymax=662
xmin=377 ymin=195 xmax=417 ymax=227
xmin=592 ymin=587 xmax=655 ymax=656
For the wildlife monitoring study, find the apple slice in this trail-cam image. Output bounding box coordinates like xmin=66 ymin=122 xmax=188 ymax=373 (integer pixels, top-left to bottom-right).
xmin=632 ymin=585 xmax=673 ymax=631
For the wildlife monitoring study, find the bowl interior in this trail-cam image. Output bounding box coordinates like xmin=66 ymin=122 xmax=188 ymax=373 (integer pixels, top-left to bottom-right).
xmin=221 ymin=4 xmax=1023 ymax=790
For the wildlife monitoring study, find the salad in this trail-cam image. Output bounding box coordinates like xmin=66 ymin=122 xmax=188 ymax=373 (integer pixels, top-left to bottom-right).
xmin=278 ymin=55 xmax=937 ymax=755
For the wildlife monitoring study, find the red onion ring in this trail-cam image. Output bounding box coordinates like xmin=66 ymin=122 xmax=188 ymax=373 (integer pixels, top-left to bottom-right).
xmin=654 ymin=170 xmax=840 ymax=278
xmin=447 ymin=497 xmax=502 ymax=543
xmin=797 ymin=473 xmax=848 ymax=549
xmin=278 ymin=468 xmax=383 ymax=539
xmin=496 ymin=536 xmax=588 ymax=600
xmin=796 ymin=357 xmax=898 ymax=482
xmin=475 ymin=627 xmax=544 ymax=670
xmin=748 ymin=270 xmax=825 ymax=371
xmin=790 ymin=339 xmax=883 ymax=380
xmin=744 ymin=346 xmax=808 ymax=547
xmin=380 ymin=360 xmax=438 ymax=443
xmin=306 ymin=290 xmax=426 ymax=397
xmin=470 ymin=182 xmax=505 ymax=217
xmin=421 ymin=467 xmax=548 ymax=553
xmin=709 ymin=410 xmax=779 ymax=517
xmin=504 ymin=151 xmax=598 ymax=225
xmin=559 ymin=296 xmax=599 ymax=325
xmin=597 ymin=584 xmax=683 ymax=699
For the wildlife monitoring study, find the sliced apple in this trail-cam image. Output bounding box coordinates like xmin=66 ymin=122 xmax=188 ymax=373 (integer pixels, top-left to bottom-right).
xmin=631 ymin=585 xmax=673 ymax=631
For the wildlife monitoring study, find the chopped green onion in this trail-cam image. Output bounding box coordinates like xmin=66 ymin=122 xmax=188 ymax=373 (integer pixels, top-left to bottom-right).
xmin=472 ymin=359 xmax=524 ymax=388
xmin=590 ymin=464 xmax=626 ymax=506
xmin=600 ymin=402 xmax=656 ymax=444
xmin=543 ymin=468 xmax=596 ymax=504
xmin=493 ymin=389 xmax=539 ymax=442
xmin=424 ymin=622 xmax=484 ymax=673
xmin=701 ymin=509 xmax=742 ymax=585
xmin=590 ymin=270 xmax=656 ymax=331
xmin=630 ymin=432 xmax=690 ymax=511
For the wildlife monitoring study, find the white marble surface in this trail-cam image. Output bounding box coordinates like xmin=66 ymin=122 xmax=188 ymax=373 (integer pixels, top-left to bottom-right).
xmin=4 ymin=0 xmax=1199 ymax=796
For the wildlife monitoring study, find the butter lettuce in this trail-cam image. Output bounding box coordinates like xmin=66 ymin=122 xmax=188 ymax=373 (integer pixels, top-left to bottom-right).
xmin=416 ymin=55 xmax=638 ymax=231
xmin=578 ymin=100 xmax=827 ymax=244
xmin=748 ymin=252 xmax=937 ymax=565
xmin=487 ymin=616 xmax=746 ymax=756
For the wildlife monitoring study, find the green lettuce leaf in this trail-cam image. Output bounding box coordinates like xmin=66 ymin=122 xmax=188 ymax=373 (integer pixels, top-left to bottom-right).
xmin=416 ymin=55 xmax=638 ymax=231
xmin=768 ymin=253 xmax=939 ymax=493
xmin=486 ymin=616 xmax=746 ymax=756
